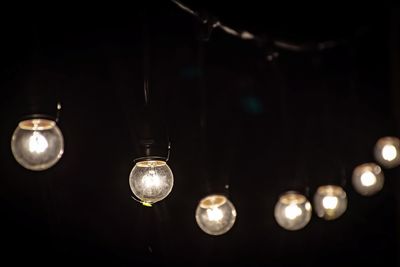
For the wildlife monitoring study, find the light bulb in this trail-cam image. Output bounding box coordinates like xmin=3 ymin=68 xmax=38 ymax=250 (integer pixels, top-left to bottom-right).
xmin=11 ymin=118 xmax=64 ymax=171
xmin=195 ymin=194 xmax=237 ymax=236
xmin=352 ymin=163 xmax=384 ymax=196
xmin=374 ymin=137 xmax=400 ymax=168
xmin=274 ymin=191 xmax=312 ymax=231
xmin=313 ymin=185 xmax=347 ymax=220
xmin=129 ymin=160 xmax=173 ymax=205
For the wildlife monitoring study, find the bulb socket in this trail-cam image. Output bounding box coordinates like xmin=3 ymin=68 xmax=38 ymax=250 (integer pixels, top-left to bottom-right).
xmin=134 ymin=139 xmax=170 ymax=163
xmin=20 ymin=114 xmax=57 ymax=123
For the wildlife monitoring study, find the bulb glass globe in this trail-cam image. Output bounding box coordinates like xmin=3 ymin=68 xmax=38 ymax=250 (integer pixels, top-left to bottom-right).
xmin=352 ymin=163 xmax=384 ymax=196
xmin=195 ymin=194 xmax=237 ymax=235
xmin=129 ymin=160 xmax=173 ymax=205
xmin=11 ymin=118 xmax=64 ymax=171
xmin=314 ymin=185 xmax=347 ymax=220
xmin=274 ymin=191 xmax=312 ymax=231
xmin=374 ymin=137 xmax=400 ymax=168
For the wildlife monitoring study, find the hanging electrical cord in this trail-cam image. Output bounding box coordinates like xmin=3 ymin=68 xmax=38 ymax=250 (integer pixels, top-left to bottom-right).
xmin=193 ymin=19 xmax=238 ymax=236
xmin=197 ymin=34 xmax=209 ymax=192
xmin=196 ymin=19 xmax=230 ymax=196
xmin=171 ymin=0 xmax=347 ymax=53
xmin=128 ymin=7 xmax=174 ymax=207
xmin=142 ymin=15 xmax=151 ymax=107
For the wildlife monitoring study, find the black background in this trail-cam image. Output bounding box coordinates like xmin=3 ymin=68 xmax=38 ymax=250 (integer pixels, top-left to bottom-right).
xmin=0 ymin=2 xmax=399 ymax=266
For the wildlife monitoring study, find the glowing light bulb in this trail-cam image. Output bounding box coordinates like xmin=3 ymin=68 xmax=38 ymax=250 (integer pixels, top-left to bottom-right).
xmin=314 ymin=185 xmax=347 ymax=220
xmin=129 ymin=160 xmax=173 ymax=205
xmin=322 ymin=196 xmax=338 ymax=210
xmin=374 ymin=137 xmax=400 ymax=168
xmin=142 ymin=170 xmax=161 ymax=188
xmin=28 ymin=131 xmax=49 ymax=153
xmin=352 ymin=163 xmax=384 ymax=196
xmin=195 ymin=195 xmax=236 ymax=235
xmin=11 ymin=118 xmax=64 ymax=171
xmin=274 ymin=191 xmax=311 ymax=231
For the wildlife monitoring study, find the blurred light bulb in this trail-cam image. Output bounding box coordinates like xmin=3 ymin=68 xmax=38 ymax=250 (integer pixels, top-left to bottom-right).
xmin=274 ymin=191 xmax=312 ymax=231
xmin=11 ymin=118 xmax=64 ymax=171
xmin=129 ymin=160 xmax=173 ymax=205
xmin=314 ymin=185 xmax=347 ymax=220
xmin=374 ymin=137 xmax=400 ymax=168
xmin=352 ymin=163 xmax=384 ymax=196
xmin=195 ymin=194 xmax=236 ymax=235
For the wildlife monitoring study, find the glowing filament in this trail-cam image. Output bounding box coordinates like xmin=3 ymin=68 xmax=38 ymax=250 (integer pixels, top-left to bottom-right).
xmin=284 ymin=203 xmax=302 ymax=220
xmin=382 ymin=144 xmax=397 ymax=161
xmin=360 ymin=171 xmax=377 ymax=187
xmin=206 ymin=207 xmax=224 ymax=221
xmin=28 ymin=131 xmax=48 ymax=154
xmin=322 ymin=196 xmax=338 ymax=210
xmin=142 ymin=170 xmax=161 ymax=188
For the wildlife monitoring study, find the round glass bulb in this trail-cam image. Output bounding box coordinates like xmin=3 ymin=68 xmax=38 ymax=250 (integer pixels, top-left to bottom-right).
xmin=129 ymin=160 xmax=173 ymax=205
xmin=195 ymin=194 xmax=237 ymax=236
xmin=374 ymin=137 xmax=400 ymax=168
xmin=352 ymin=163 xmax=384 ymax=196
xmin=274 ymin=191 xmax=312 ymax=231
xmin=11 ymin=118 xmax=64 ymax=171
xmin=314 ymin=185 xmax=347 ymax=220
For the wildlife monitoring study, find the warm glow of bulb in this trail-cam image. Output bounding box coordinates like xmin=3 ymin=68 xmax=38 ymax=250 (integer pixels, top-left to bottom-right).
xmin=206 ymin=207 xmax=224 ymax=221
xmin=382 ymin=144 xmax=397 ymax=161
xmin=322 ymin=196 xmax=338 ymax=210
xmin=141 ymin=170 xmax=161 ymax=188
xmin=284 ymin=203 xmax=303 ymax=220
xmin=28 ymin=131 xmax=48 ymax=153
xmin=360 ymin=171 xmax=377 ymax=187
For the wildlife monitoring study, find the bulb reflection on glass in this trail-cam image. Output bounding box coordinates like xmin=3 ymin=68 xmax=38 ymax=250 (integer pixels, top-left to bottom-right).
xmin=274 ymin=191 xmax=312 ymax=231
xmin=11 ymin=118 xmax=64 ymax=171
xmin=352 ymin=163 xmax=384 ymax=196
xmin=129 ymin=160 xmax=173 ymax=206
xmin=374 ymin=137 xmax=400 ymax=168
xmin=195 ymin=194 xmax=237 ymax=236
xmin=314 ymin=185 xmax=347 ymax=220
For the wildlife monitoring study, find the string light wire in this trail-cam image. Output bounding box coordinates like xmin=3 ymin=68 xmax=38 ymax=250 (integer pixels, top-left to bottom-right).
xmin=171 ymin=0 xmax=347 ymax=53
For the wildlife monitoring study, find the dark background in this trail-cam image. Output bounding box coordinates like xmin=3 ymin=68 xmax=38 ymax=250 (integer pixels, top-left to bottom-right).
xmin=0 ymin=2 xmax=399 ymax=266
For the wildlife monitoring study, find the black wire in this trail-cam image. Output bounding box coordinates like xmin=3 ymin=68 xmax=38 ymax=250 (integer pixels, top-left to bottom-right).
xmin=142 ymin=8 xmax=151 ymax=107
xmin=138 ymin=4 xmax=171 ymax=159
xmin=197 ymin=38 xmax=209 ymax=193
xmin=170 ymin=0 xmax=346 ymax=53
